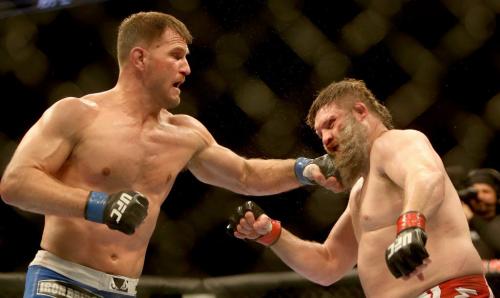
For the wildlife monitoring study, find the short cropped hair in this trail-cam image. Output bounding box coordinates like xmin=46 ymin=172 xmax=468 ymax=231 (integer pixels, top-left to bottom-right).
xmin=117 ymin=11 xmax=193 ymax=68
xmin=306 ymin=78 xmax=394 ymax=129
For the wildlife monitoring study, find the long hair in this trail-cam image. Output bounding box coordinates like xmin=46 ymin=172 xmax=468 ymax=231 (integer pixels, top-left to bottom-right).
xmin=306 ymin=78 xmax=394 ymax=129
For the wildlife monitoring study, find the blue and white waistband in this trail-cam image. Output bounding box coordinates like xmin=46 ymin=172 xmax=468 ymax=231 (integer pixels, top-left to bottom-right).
xmin=30 ymin=250 xmax=138 ymax=296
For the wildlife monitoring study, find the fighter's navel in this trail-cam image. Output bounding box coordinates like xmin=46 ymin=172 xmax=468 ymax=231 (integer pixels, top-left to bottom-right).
xmin=101 ymin=167 xmax=111 ymax=176
xmin=110 ymin=254 xmax=118 ymax=261
xmin=165 ymin=174 xmax=172 ymax=184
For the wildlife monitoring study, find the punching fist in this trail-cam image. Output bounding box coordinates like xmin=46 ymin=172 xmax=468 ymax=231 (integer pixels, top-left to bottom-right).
xmin=85 ymin=191 xmax=149 ymax=235
xmin=295 ymin=154 xmax=340 ymax=185
xmin=226 ymin=201 xmax=282 ymax=246
xmin=385 ymin=211 xmax=429 ymax=278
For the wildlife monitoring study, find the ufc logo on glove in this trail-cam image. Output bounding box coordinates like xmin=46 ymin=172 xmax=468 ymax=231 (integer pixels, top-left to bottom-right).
xmin=110 ymin=193 xmax=132 ymax=223
xmin=387 ymin=233 xmax=413 ymax=258
xmin=85 ymin=190 xmax=149 ymax=235
xmin=385 ymin=211 xmax=429 ymax=278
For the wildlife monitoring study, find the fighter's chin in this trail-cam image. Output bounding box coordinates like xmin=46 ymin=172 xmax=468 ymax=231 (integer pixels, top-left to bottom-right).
xmin=163 ymin=95 xmax=181 ymax=109
xmin=325 ymin=148 xmax=336 ymax=157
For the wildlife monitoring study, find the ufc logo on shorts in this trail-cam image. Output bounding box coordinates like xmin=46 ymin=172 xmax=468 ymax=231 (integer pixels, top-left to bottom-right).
xmin=111 ymin=193 xmax=132 ymax=223
xmin=387 ymin=232 xmax=412 ymax=258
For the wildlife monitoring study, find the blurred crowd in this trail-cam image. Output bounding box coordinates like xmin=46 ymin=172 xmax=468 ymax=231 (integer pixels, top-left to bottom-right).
xmin=451 ymin=167 xmax=500 ymax=273
xmin=0 ymin=0 xmax=499 ymax=285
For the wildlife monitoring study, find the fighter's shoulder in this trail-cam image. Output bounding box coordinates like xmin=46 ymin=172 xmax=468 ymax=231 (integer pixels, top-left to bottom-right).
xmin=379 ymin=128 xmax=427 ymax=140
xmin=42 ymin=97 xmax=99 ymax=131
xmin=170 ymin=113 xmax=211 ymax=134
xmin=169 ymin=113 xmax=215 ymax=144
xmin=47 ymin=96 xmax=99 ymax=116
xmin=373 ymin=129 xmax=429 ymax=150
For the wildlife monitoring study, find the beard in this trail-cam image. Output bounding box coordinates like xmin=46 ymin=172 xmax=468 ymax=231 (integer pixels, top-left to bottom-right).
xmin=330 ymin=114 xmax=370 ymax=190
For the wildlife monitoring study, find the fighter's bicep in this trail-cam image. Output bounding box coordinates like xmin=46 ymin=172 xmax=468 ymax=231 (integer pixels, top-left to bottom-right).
xmin=188 ymin=143 xmax=246 ymax=186
xmin=14 ymin=120 xmax=74 ymax=174
xmin=8 ymin=98 xmax=95 ymax=175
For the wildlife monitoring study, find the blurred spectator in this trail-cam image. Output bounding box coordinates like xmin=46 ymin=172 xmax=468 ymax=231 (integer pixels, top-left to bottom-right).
xmin=459 ymin=168 xmax=500 ymax=273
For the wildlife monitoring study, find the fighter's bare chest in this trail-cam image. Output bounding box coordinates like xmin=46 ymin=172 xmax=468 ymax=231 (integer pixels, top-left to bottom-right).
xmin=69 ymin=121 xmax=200 ymax=189
xmin=350 ymin=175 xmax=403 ymax=234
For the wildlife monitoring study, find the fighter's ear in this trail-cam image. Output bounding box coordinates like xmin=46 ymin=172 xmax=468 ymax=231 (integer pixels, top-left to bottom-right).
xmin=352 ymin=101 xmax=368 ymax=120
xmin=130 ymin=47 xmax=147 ymax=70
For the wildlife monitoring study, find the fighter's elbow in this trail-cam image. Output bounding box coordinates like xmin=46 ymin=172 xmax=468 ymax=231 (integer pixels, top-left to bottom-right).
xmin=315 ymin=277 xmax=337 ymax=287
xmin=412 ymin=169 xmax=443 ymax=190
xmin=303 ymin=262 xmax=347 ymax=287
xmin=425 ymin=170 xmax=445 ymax=194
xmin=0 ymin=170 xmax=24 ymax=206
xmin=0 ymin=176 xmax=16 ymax=205
xmin=311 ymin=271 xmax=343 ymax=287
xmin=413 ymin=169 xmax=446 ymax=210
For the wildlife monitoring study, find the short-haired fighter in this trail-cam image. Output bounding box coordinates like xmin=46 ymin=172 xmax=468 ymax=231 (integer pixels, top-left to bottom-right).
xmin=0 ymin=12 xmax=334 ymax=298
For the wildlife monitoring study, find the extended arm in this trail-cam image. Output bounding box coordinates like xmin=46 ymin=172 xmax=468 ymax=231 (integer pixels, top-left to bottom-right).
xmin=186 ymin=117 xmax=339 ymax=196
xmin=229 ymin=201 xmax=358 ymax=286
xmin=271 ymin=209 xmax=358 ymax=285
xmin=189 ymin=142 xmax=300 ymax=196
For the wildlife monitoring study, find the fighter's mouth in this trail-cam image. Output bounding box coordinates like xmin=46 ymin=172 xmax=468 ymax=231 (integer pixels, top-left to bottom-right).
xmin=327 ymin=144 xmax=339 ymax=154
xmin=173 ymin=80 xmax=184 ymax=88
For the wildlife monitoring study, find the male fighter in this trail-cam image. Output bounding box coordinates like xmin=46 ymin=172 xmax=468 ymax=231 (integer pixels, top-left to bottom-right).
xmin=0 ymin=11 xmax=333 ymax=297
xmin=229 ymin=79 xmax=494 ymax=297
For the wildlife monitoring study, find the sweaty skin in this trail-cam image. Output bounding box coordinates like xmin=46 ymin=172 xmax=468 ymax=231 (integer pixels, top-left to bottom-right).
xmin=0 ymin=28 xmax=302 ymax=278
xmin=236 ymin=102 xmax=483 ymax=297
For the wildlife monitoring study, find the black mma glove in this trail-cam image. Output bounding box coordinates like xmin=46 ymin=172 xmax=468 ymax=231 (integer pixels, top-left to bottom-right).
xmin=294 ymin=154 xmax=339 ymax=185
xmin=385 ymin=211 xmax=429 ymax=278
xmin=226 ymin=201 xmax=282 ymax=246
xmin=85 ymin=191 xmax=149 ymax=235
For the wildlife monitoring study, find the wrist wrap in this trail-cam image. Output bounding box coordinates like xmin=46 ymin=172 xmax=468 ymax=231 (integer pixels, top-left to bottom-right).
xmin=256 ymin=220 xmax=282 ymax=246
xmin=397 ymin=211 xmax=426 ymax=234
xmin=294 ymin=157 xmax=314 ymax=185
xmin=85 ymin=191 xmax=108 ymax=223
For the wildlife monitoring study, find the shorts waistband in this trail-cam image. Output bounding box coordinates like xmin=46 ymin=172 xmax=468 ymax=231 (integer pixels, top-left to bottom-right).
xmin=30 ymin=250 xmax=138 ymax=296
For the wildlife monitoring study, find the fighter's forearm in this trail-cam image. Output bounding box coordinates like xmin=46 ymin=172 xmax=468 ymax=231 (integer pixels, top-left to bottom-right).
xmin=239 ymin=158 xmax=301 ymax=196
xmin=0 ymin=166 xmax=88 ymax=217
xmin=270 ymin=229 xmax=347 ymax=286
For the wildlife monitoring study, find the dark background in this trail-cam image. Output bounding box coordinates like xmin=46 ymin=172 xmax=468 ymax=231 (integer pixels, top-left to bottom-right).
xmin=0 ymin=0 xmax=499 ymax=278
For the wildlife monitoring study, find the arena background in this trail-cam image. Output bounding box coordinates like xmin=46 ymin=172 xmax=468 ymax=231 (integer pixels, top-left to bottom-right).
xmin=0 ymin=0 xmax=499 ymax=297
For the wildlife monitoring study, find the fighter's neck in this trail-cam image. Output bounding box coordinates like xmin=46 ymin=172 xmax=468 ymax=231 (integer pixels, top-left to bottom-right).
xmin=108 ymin=84 xmax=164 ymax=121
xmin=368 ymin=119 xmax=389 ymax=144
